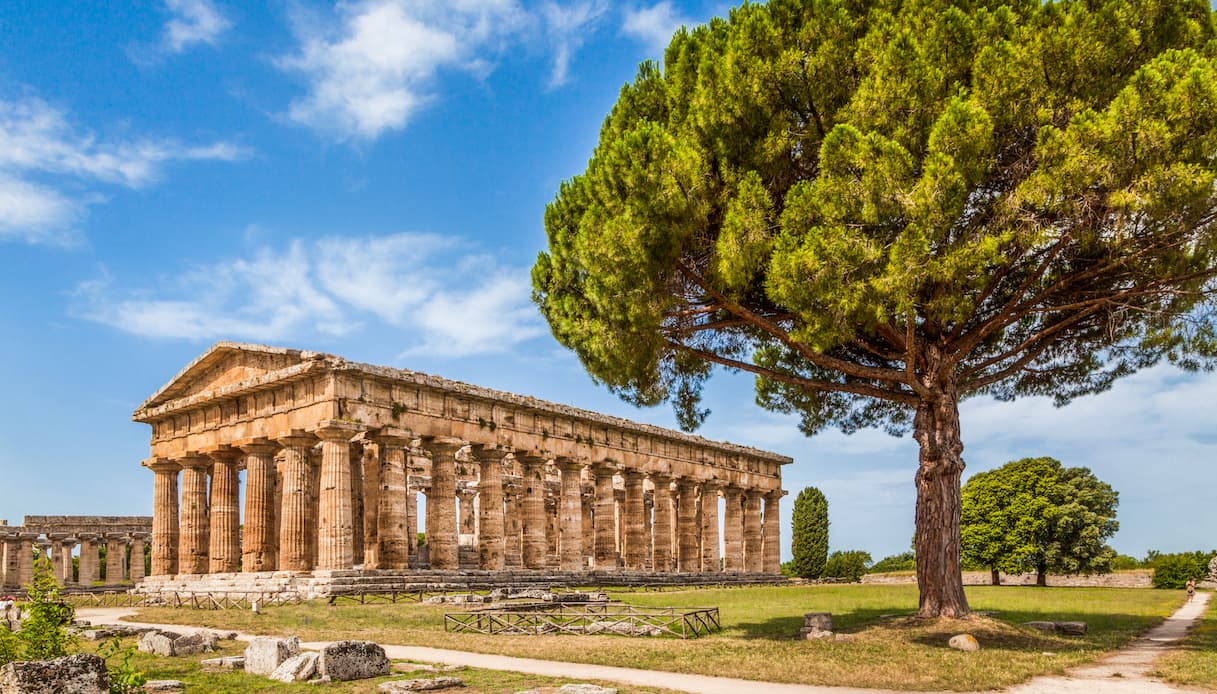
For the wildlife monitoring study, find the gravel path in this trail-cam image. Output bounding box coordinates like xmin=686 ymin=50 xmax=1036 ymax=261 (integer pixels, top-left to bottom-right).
xmin=78 ymin=592 xmax=1210 ymax=694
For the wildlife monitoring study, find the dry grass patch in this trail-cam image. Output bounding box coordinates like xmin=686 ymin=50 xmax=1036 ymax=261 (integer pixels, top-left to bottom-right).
xmin=128 ymin=584 xmax=1183 ymax=691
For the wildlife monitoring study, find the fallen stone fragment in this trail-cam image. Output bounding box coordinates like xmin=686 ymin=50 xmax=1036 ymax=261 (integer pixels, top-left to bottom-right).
xmin=0 ymin=653 xmax=109 ymax=694
xmin=200 ymin=656 xmax=245 ymax=672
xmin=1025 ymin=621 xmax=1058 ymax=633
xmin=137 ymin=631 xmax=179 ymax=657
xmin=319 ymin=640 xmax=391 ymax=681
xmin=270 ymin=652 xmax=318 ymax=683
xmin=948 ymin=634 xmax=980 ymax=652
xmin=142 ymin=680 xmax=184 ymax=691
xmin=558 ymin=685 xmax=618 ymax=694
xmin=1056 ymin=621 xmax=1087 ymax=635
xmin=170 ymin=632 xmax=217 ymax=656
xmin=244 ymin=636 xmax=301 ymax=675
xmin=378 ymin=676 xmax=465 ymax=692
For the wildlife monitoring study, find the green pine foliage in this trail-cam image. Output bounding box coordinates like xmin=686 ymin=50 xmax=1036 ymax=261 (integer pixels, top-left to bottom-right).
xmin=790 ymin=486 xmax=829 ymax=578
xmin=824 ymin=550 xmax=873 ymax=581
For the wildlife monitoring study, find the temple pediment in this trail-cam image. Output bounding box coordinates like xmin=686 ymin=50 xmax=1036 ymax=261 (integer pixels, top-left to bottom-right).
xmin=137 ymin=342 xmax=322 ymax=411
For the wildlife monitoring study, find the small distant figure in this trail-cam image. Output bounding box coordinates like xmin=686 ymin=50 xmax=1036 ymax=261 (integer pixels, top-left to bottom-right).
xmin=1186 ymin=578 xmax=1197 ymax=602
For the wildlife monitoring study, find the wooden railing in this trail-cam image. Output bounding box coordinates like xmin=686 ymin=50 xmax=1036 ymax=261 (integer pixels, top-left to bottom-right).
xmin=443 ymin=603 xmax=721 ymax=639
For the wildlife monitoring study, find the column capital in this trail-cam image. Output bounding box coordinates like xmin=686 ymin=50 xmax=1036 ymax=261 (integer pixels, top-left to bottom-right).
xmin=130 ymin=532 xmax=151 ymax=541
xmin=236 ymin=437 xmax=278 ymax=455
xmin=470 ymin=442 xmax=512 ymax=462
xmin=178 ymin=454 xmax=212 ymax=470
xmin=104 ymin=532 xmax=129 ymax=542
xmin=203 ymin=445 xmax=243 ymax=462
xmin=701 ymin=480 xmax=722 ymax=493
xmin=368 ymin=426 xmax=414 ymax=447
xmin=721 ymin=484 xmax=744 ymax=498
xmin=518 ymin=451 xmax=549 ymax=468
xmin=620 ymin=468 xmax=644 ymax=481
xmin=765 ymin=488 xmax=788 ymax=500
xmin=590 ymin=460 xmax=619 ymax=476
xmin=142 ymin=457 xmax=180 ymax=473
xmin=77 ymin=532 xmax=99 ymax=542
xmin=648 ymin=472 xmax=672 ymax=486
xmin=422 ymin=436 xmax=468 ymax=459
xmin=554 ymin=456 xmax=585 ymax=473
xmin=314 ymin=419 xmax=363 ymax=442
xmin=275 ymin=429 xmax=319 ymax=448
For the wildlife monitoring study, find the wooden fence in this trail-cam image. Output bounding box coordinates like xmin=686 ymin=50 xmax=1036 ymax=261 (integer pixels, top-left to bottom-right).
xmin=444 ymin=603 xmax=721 ymax=639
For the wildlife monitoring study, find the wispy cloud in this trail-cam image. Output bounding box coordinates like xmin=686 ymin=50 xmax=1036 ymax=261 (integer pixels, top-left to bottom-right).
xmin=0 ymin=92 xmax=247 ymax=245
xmin=622 ymin=1 xmax=688 ymax=55
xmin=162 ymin=0 xmax=231 ymax=53
xmin=278 ymin=0 xmax=526 ymax=141
xmin=74 ymin=232 xmax=545 ymax=357
xmin=541 ymin=1 xmax=609 ymax=88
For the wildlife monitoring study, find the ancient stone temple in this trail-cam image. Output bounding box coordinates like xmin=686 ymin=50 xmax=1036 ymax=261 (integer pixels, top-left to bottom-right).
xmin=133 ymin=343 xmax=789 ymax=592
xmin=0 ymin=516 xmax=152 ymax=589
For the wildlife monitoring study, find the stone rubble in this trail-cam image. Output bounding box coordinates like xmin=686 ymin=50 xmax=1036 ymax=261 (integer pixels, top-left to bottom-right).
xmin=136 ymin=629 xmax=217 ymax=657
xmin=270 ymin=652 xmax=319 ymax=683
xmin=799 ymin=611 xmax=834 ymax=640
xmin=141 ymin=680 xmax=184 ymax=691
xmin=378 ymin=677 xmax=465 ymax=692
xmin=199 ymin=656 xmax=245 ymax=672
xmin=0 ymin=653 xmax=109 ymax=694
xmin=244 ymin=635 xmax=301 ymax=675
xmin=318 ymin=640 xmax=391 ymax=681
xmin=1024 ymin=620 xmax=1088 ymax=635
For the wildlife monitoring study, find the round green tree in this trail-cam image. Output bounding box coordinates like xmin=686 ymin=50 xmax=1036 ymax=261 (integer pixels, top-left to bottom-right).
xmin=791 ymin=486 xmax=830 ymax=578
xmin=533 ymin=0 xmax=1217 ymax=617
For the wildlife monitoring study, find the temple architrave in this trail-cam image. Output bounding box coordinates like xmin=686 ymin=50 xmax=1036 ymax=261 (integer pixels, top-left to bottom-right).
xmin=0 ymin=516 xmax=152 ymax=589
xmin=133 ymin=343 xmax=790 ymax=591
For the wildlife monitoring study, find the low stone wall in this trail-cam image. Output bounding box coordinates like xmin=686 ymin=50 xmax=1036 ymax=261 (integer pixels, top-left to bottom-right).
xmin=861 ymin=570 xmax=1153 ymax=588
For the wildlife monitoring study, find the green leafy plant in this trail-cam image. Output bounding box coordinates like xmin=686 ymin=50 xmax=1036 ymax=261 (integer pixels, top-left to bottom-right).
xmin=0 ymin=622 xmax=19 ymax=666
xmin=99 ymin=637 xmax=146 ymax=694
xmin=17 ymin=558 xmax=76 ymax=660
xmin=870 ymin=552 xmax=917 ymax=574
xmin=824 ymin=550 xmax=872 ymax=582
xmin=391 ymin=402 xmax=407 ymax=420
xmin=1151 ymin=551 xmax=1216 ymax=589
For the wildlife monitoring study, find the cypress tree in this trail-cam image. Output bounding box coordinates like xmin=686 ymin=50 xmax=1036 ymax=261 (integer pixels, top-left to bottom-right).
xmin=791 ymin=486 xmax=829 ymax=578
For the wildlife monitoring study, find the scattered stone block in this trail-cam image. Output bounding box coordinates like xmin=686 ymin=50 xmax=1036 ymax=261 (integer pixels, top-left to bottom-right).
xmin=1056 ymin=621 xmax=1087 ymax=635
xmin=558 ymin=685 xmax=618 ymax=694
xmin=142 ymin=680 xmax=184 ymax=691
xmin=799 ymin=612 xmax=833 ymax=640
xmin=948 ymin=634 xmax=980 ymax=652
xmin=170 ymin=632 xmax=217 ymax=656
xmin=137 ymin=631 xmax=179 ymax=657
xmin=378 ymin=676 xmax=465 ymax=692
xmin=199 ymin=656 xmax=245 ymax=672
xmin=245 ymin=636 xmax=301 ymax=675
xmin=1024 ymin=621 xmax=1058 ymax=633
xmin=270 ymin=652 xmax=319 ymax=683
xmin=319 ymin=640 xmax=391 ymax=681
xmin=0 ymin=653 xmax=109 ymax=694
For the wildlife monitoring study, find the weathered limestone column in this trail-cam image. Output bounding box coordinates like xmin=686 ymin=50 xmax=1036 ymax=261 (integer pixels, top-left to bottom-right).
xmin=472 ymin=444 xmax=507 ymax=571
xmin=675 ymin=478 xmax=700 ymax=573
xmin=722 ymin=486 xmax=744 ymax=572
xmin=556 ymin=458 xmax=584 ymax=571
xmin=350 ymin=442 xmax=365 ymax=566
xmin=178 ymin=455 xmax=211 ymax=574
xmin=406 ymin=482 xmax=419 ymax=564
xmin=642 ymin=491 xmax=654 ymax=570
xmin=104 ymin=534 xmax=126 ymax=585
xmin=743 ymin=490 xmax=764 ymax=573
xmin=424 ymin=437 xmax=463 ymax=570
xmin=763 ymin=490 xmax=782 ymax=574
xmin=47 ymin=536 xmax=64 ymax=584
xmin=129 ymin=534 xmax=148 ymax=582
xmin=519 ymin=454 xmax=549 ymax=570
xmin=60 ymin=538 xmax=77 ymax=584
xmin=504 ymin=485 xmax=523 ymax=568
xmin=591 ymin=463 xmax=619 ymax=569
xmin=307 ymin=448 xmax=322 ymax=568
xmin=650 ymin=475 xmax=673 ymax=572
xmin=277 ymin=432 xmax=318 ymax=571
xmin=546 ymin=496 xmax=560 ymax=568
xmin=239 ymin=439 xmax=278 ymax=572
xmin=316 ymin=421 xmax=362 ymax=571
xmin=459 ymin=488 xmax=478 ymax=540
xmin=361 ymin=444 xmax=380 ymax=567
xmin=146 ymin=458 xmax=180 ymax=576
xmin=700 ymin=482 xmax=721 ymax=572
xmin=16 ymin=534 xmax=35 ymax=586
xmin=622 ymin=470 xmax=646 ymax=570
xmin=207 ymin=448 xmax=241 ymax=574
xmin=77 ymin=533 xmax=99 ymax=586
xmin=580 ymin=489 xmax=594 ymax=569
xmin=372 ymin=428 xmax=412 ymax=570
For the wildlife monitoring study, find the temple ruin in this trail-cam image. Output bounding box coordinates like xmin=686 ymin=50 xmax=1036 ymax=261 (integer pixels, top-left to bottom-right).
xmin=133 ymin=343 xmax=789 ymax=593
xmin=0 ymin=516 xmax=152 ymax=589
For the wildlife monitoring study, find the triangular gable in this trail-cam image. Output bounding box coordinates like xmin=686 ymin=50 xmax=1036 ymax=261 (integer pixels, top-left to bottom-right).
xmin=137 ymin=342 xmax=315 ymax=411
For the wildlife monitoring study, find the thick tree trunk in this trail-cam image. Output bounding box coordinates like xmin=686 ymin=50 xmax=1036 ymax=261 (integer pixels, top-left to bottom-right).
xmin=991 ymin=567 xmax=1001 ymax=586
xmin=1036 ymin=564 xmax=1047 ymax=586
xmin=913 ymin=389 xmax=971 ymax=618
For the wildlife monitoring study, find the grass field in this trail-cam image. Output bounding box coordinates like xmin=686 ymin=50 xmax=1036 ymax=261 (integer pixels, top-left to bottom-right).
xmin=127 ymin=584 xmax=1186 ymax=691
xmin=1152 ymin=592 xmax=1217 ymax=688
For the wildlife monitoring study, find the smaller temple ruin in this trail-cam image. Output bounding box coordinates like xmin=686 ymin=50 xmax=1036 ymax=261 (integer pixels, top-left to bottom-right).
xmin=0 ymin=516 xmax=153 ymax=590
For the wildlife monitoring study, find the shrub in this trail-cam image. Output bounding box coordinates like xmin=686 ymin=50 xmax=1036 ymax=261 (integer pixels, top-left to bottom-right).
xmin=1110 ymin=554 xmax=1142 ymax=570
xmin=17 ymin=558 xmax=76 ymax=660
xmin=869 ymin=551 xmax=916 ymax=573
xmin=790 ymin=487 xmax=829 ymax=578
xmin=0 ymin=624 xmax=18 ymax=666
xmin=99 ymin=637 xmax=146 ymax=694
xmin=824 ymin=550 xmax=872 ymax=582
xmin=1151 ymin=551 xmax=1216 ymax=589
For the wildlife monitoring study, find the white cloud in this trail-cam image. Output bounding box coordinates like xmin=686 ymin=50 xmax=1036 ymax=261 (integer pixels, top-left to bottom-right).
xmin=622 ymin=1 xmax=688 ymax=55
xmin=0 ymin=92 xmax=247 ymax=245
xmin=75 ymin=232 xmax=544 ymax=357
xmin=163 ymin=0 xmax=231 ymax=53
xmin=541 ymin=1 xmax=609 ymax=88
xmin=279 ymin=0 xmax=526 ymax=140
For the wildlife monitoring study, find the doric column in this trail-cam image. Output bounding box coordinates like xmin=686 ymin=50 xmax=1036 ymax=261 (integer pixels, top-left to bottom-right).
xmin=372 ymin=428 xmax=412 ymax=570
xmin=207 ymin=448 xmax=241 ymax=574
xmin=315 ymin=421 xmax=362 ymax=571
xmin=650 ymin=475 xmax=673 ymax=572
xmin=129 ymin=534 xmax=148 ymax=582
xmin=60 ymin=538 xmax=78 ymax=584
xmin=675 ymin=478 xmax=700 ymax=572
xmin=77 ymin=533 xmax=99 ymax=585
xmin=406 ymin=475 xmax=419 ymax=564
xmin=472 ymin=444 xmax=507 ymax=571
xmin=146 ymin=458 xmax=180 ymax=576
xmin=591 ymin=463 xmax=619 ymax=569
xmin=556 ymin=458 xmax=584 ymax=571
xmin=546 ymin=496 xmax=560 ymax=567
xmin=623 ymin=470 xmax=646 ymax=570
xmin=37 ymin=540 xmax=54 ymax=582
xmin=361 ymin=443 xmax=380 ymax=568
xmin=458 ymin=488 xmax=478 ymax=550
xmin=307 ymin=448 xmax=321 ymax=567
xmin=104 ymin=534 xmax=126 ymax=585
xmin=519 ymin=453 xmax=549 ymax=570
xmin=744 ymin=490 xmax=764 ymax=573
xmin=277 ymin=432 xmax=318 ymax=571
xmin=47 ymin=536 xmax=65 ymax=584
xmin=700 ymin=482 xmax=721 ymax=572
xmin=643 ymin=490 xmax=654 ymax=571
xmin=350 ymin=442 xmax=365 ymax=566
xmin=504 ymin=484 xmax=523 ymax=568
xmin=424 ymin=437 xmax=463 ymax=570
xmin=239 ymin=439 xmax=279 ymax=572
xmin=580 ymin=489 xmax=594 ymax=568
xmin=722 ymin=486 xmax=744 ymax=572
xmin=763 ymin=490 xmax=783 ymax=573
xmin=178 ymin=455 xmax=211 ymax=574
xmin=16 ymin=534 xmax=36 ymax=586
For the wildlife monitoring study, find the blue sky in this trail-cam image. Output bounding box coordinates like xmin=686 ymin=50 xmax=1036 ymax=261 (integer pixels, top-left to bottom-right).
xmin=1 ymin=0 xmax=1214 ymax=563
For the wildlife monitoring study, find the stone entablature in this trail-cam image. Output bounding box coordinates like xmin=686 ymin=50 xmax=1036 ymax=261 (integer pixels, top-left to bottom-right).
xmin=0 ymin=516 xmax=152 ymax=589
xmin=22 ymin=516 xmax=153 ymax=536
xmin=132 ymin=343 xmax=789 ymax=581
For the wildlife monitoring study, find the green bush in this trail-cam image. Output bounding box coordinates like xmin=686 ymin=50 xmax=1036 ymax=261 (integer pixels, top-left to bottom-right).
xmin=99 ymin=636 xmax=146 ymax=694
xmin=16 ymin=558 xmax=76 ymax=660
xmin=1151 ymin=551 xmax=1216 ymax=589
xmin=0 ymin=624 xmax=18 ymax=666
xmin=869 ymin=551 xmax=916 ymax=573
xmin=824 ymin=550 xmax=872 ymax=582
xmin=1110 ymin=554 xmax=1142 ymax=570
xmin=790 ymin=487 xmax=829 ymax=578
